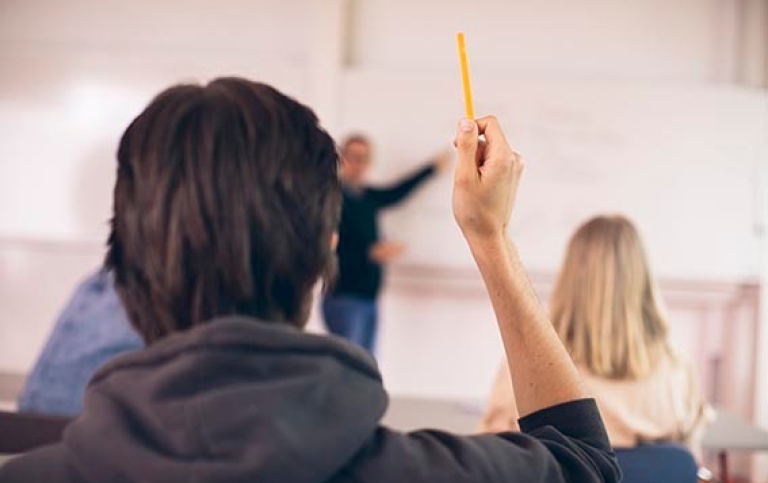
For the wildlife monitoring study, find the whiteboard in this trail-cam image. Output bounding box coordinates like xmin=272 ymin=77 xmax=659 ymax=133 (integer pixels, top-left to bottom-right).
xmin=339 ymin=70 xmax=766 ymax=280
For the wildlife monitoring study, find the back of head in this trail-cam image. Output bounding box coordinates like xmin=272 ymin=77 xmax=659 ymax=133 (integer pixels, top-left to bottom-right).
xmin=550 ymin=215 xmax=670 ymax=379
xmin=106 ymin=78 xmax=341 ymax=343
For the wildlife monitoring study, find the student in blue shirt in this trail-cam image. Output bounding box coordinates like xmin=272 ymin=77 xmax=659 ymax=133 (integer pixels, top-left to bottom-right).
xmin=17 ymin=269 xmax=143 ymax=416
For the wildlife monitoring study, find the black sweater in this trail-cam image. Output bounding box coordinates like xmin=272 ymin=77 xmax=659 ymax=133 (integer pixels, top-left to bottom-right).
xmin=332 ymin=165 xmax=436 ymax=299
xmin=0 ymin=318 xmax=621 ymax=483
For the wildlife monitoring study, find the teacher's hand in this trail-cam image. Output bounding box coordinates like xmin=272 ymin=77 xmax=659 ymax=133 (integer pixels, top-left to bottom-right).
xmin=369 ymin=241 xmax=405 ymax=264
xmin=452 ymin=116 xmax=524 ymax=243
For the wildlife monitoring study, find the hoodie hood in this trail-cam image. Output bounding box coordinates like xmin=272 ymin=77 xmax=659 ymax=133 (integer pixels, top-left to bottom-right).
xmin=61 ymin=316 xmax=388 ymax=483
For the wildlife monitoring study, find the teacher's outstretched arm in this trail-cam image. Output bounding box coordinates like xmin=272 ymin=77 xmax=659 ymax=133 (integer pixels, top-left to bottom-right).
xmin=452 ymin=116 xmax=589 ymax=418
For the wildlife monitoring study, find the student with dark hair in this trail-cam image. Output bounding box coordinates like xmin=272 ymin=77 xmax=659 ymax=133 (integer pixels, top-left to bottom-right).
xmin=323 ymin=135 xmax=448 ymax=354
xmin=0 ymin=78 xmax=620 ymax=483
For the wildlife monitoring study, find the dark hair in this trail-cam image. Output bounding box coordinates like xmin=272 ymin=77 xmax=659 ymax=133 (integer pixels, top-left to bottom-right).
xmin=106 ymin=78 xmax=341 ymax=344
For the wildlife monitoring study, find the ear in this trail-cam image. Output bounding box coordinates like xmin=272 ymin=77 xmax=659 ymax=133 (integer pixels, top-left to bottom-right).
xmin=331 ymin=232 xmax=339 ymax=250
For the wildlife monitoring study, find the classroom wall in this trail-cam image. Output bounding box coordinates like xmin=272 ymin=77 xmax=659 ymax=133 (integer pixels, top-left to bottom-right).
xmin=1 ymin=1 xmax=767 ymax=477
xmin=0 ymin=0 xmax=762 ymax=386
xmin=0 ymin=0 xmax=311 ymax=243
xmin=350 ymin=0 xmax=729 ymax=80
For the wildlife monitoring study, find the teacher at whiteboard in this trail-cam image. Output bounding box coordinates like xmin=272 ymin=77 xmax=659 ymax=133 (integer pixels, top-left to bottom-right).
xmin=322 ymin=134 xmax=450 ymax=355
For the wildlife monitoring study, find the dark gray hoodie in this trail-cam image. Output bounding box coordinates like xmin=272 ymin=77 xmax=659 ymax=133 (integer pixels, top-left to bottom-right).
xmin=0 ymin=317 xmax=620 ymax=483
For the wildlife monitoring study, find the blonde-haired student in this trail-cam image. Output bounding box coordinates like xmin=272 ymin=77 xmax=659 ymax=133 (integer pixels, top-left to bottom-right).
xmin=481 ymin=215 xmax=713 ymax=460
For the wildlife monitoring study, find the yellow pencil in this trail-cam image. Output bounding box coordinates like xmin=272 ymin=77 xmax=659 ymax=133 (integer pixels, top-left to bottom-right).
xmin=457 ymin=32 xmax=475 ymax=120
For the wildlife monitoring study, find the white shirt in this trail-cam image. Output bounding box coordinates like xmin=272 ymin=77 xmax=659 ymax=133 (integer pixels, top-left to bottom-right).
xmin=482 ymin=351 xmax=714 ymax=460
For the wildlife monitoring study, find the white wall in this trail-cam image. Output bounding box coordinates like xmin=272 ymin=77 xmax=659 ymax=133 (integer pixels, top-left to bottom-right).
xmin=0 ymin=0 xmax=762 ymax=376
xmin=758 ymin=143 xmax=768 ymax=481
xmin=351 ymin=0 xmax=728 ymax=78
xmin=0 ymin=0 xmax=311 ymax=243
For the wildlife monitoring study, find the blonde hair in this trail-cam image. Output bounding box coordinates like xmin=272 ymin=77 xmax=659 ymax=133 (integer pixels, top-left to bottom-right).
xmin=550 ymin=215 xmax=671 ymax=380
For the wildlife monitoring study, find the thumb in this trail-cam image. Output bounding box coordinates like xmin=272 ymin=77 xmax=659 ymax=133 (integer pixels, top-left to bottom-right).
xmin=455 ymin=118 xmax=478 ymax=179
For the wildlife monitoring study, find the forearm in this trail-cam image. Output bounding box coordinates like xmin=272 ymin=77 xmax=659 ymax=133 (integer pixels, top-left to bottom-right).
xmin=468 ymin=233 xmax=588 ymax=418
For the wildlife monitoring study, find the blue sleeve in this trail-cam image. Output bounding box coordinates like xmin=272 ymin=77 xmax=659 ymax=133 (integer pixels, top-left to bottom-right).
xmin=17 ymin=270 xmax=143 ymax=416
